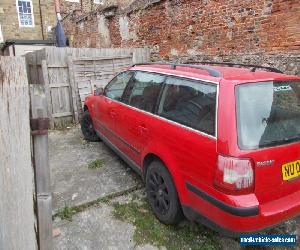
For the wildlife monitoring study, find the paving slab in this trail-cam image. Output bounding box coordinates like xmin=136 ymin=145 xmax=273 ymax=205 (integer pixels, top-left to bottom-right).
xmin=53 ymin=204 xmax=136 ymax=250
xmin=53 ymin=190 xmax=163 ymax=250
xmin=49 ymin=126 xmax=141 ymax=210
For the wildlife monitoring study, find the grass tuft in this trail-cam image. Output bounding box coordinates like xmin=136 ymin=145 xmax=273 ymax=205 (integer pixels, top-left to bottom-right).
xmin=56 ymin=205 xmax=77 ymax=221
xmin=88 ymin=159 xmax=105 ymax=169
xmin=113 ymin=201 xmax=220 ymax=250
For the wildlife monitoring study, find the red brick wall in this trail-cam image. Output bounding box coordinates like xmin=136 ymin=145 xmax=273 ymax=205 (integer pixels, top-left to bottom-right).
xmin=62 ymin=0 xmax=300 ymax=74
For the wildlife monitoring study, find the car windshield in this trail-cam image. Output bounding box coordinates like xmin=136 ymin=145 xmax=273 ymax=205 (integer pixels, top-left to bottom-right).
xmin=236 ymin=80 xmax=300 ymax=150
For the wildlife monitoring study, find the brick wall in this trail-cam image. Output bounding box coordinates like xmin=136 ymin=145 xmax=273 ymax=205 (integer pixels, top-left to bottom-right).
xmin=62 ymin=0 xmax=300 ymax=74
xmin=0 ymin=0 xmax=56 ymax=41
xmin=60 ymin=0 xmax=135 ymax=18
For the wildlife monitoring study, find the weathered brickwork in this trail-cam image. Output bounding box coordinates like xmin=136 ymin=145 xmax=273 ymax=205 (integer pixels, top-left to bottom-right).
xmin=60 ymin=0 xmax=135 ymax=18
xmin=62 ymin=0 xmax=300 ymax=74
xmin=0 ymin=0 xmax=56 ymax=41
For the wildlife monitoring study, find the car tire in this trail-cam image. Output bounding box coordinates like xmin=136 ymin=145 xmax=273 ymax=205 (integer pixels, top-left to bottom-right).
xmin=145 ymin=160 xmax=183 ymax=225
xmin=80 ymin=110 xmax=100 ymax=142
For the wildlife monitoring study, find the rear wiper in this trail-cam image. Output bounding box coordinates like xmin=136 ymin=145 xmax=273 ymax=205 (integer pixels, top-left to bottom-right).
xmin=260 ymin=134 xmax=300 ymax=147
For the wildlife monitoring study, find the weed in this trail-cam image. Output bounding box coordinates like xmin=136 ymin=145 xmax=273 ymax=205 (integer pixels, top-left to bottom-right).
xmin=113 ymin=201 xmax=220 ymax=250
xmin=56 ymin=205 xmax=77 ymax=221
xmin=88 ymin=159 xmax=105 ymax=169
xmin=97 ymin=196 xmax=110 ymax=203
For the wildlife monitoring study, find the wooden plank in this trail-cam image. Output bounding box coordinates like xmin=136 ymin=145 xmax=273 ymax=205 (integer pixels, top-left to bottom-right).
xmin=49 ymin=83 xmax=70 ymax=88
xmin=74 ymin=55 xmax=132 ymax=61
xmin=30 ymin=84 xmax=53 ymax=250
xmin=37 ymin=194 xmax=53 ymax=250
xmin=52 ymin=111 xmax=73 ymax=118
xmin=41 ymin=60 xmax=54 ymax=128
xmin=47 ymin=64 xmax=68 ymax=68
xmin=0 ymin=57 xmax=37 ymax=250
xmin=67 ymin=56 xmax=79 ymax=123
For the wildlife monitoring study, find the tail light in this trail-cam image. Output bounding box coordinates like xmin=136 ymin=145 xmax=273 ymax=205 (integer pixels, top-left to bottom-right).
xmin=214 ymin=155 xmax=254 ymax=195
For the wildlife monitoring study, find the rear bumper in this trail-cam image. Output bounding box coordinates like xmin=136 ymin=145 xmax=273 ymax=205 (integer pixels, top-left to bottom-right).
xmin=185 ymin=182 xmax=300 ymax=236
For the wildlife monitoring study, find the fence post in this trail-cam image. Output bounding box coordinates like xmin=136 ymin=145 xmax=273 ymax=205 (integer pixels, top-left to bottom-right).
xmin=0 ymin=57 xmax=37 ymax=250
xmin=30 ymin=84 xmax=53 ymax=250
xmin=67 ymin=56 xmax=79 ymax=123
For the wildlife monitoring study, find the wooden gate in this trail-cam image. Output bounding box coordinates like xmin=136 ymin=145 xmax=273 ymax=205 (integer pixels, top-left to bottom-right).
xmin=41 ymin=60 xmax=74 ymax=128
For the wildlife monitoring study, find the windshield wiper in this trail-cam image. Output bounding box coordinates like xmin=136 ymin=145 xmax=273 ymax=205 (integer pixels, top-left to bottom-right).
xmin=260 ymin=133 xmax=300 ymax=147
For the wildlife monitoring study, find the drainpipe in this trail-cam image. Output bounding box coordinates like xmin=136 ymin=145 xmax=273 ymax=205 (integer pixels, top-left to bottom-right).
xmin=39 ymin=0 xmax=45 ymax=40
xmin=54 ymin=0 xmax=62 ymax=21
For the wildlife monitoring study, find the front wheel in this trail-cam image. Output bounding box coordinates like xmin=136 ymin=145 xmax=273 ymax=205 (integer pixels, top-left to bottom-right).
xmin=80 ymin=110 xmax=100 ymax=142
xmin=145 ymin=160 xmax=183 ymax=225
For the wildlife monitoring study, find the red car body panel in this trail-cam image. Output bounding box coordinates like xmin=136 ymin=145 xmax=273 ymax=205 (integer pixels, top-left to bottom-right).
xmin=84 ymin=65 xmax=300 ymax=234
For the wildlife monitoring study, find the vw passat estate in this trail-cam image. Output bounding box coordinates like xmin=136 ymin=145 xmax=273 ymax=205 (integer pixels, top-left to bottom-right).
xmin=81 ymin=62 xmax=300 ymax=235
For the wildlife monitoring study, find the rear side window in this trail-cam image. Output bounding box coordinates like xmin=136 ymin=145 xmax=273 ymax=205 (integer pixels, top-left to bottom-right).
xmin=124 ymin=71 xmax=165 ymax=113
xmin=104 ymin=71 xmax=134 ymax=101
xmin=158 ymin=77 xmax=217 ymax=136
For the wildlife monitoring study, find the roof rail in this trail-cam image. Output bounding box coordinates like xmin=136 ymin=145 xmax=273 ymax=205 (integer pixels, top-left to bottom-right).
xmin=132 ymin=62 xmax=222 ymax=77
xmin=186 ymin=61 xmax=283 ymax=74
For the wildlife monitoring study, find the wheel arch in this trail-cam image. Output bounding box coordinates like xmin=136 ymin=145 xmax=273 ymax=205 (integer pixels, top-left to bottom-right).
xmin=143 ymin=153 xmax=162 ymax=179
xmin=141 ymin=145 xmax=188 ymax=204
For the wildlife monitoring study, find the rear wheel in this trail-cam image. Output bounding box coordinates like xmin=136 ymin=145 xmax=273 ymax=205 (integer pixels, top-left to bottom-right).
xmin=81 ymin=110 xmax=100 ymax=142
xmin=145 ymin=160 xmax=183 ymax=225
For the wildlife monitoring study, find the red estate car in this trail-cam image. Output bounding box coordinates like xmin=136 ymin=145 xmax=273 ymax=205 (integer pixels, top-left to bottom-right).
xmin=81 ymin=62 xmax=300 ymax=236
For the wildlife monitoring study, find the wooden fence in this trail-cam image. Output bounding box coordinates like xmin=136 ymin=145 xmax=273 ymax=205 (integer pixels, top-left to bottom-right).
xmin=0 ymin=56 xmax=52 ymax=250
xmin=25 ymin=47 xmax=150 ymax=128
xmin=0 ymin=57 xmax=37 ymax=250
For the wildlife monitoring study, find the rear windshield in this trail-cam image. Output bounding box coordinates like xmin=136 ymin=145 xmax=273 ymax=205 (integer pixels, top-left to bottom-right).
xmin=236 ymin=81 xmax=300 ymax=150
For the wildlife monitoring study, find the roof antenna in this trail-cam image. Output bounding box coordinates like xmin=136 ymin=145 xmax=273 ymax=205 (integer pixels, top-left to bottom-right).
xmin=250 ymin=67 xmax=256 ymax=72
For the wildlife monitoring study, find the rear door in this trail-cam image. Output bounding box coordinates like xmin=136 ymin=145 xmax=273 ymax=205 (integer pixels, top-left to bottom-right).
xmin=156 ymin=76 xmax=218 ymax=188
xmin=114 ymin=71 xmax=165 ymax=164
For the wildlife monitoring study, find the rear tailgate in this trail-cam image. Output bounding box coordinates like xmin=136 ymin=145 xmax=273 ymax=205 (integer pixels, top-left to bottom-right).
xmin=235 ymin=80 xmax=300 ymax=204
xmin=253 ymin=142 xmax=300 ymax=203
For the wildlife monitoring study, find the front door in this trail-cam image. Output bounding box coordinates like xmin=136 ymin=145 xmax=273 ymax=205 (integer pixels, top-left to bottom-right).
xmin=94 ymin=71 xmax=134 ymax=143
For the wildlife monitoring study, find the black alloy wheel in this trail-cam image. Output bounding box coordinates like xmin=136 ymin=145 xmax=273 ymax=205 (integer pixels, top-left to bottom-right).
xmin=80 ymin=110 xmax=100 ymax=142
xmin=146 ymin=160 xmax=183 ymax=225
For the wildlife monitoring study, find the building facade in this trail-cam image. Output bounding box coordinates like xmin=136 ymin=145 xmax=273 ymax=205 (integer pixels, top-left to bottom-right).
xmin=0 ymin=0 xmax=58 ymax=42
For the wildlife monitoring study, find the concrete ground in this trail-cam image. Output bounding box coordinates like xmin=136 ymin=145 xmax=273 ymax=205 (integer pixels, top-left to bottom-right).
xmin=50 ymin=126 xmax=300 ymax=250
xmin=49 ymin=126 xmax=141 ymax=211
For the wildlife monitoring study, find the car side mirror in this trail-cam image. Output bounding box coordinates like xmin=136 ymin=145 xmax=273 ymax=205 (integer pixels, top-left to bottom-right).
xmin=94 ymin=87 xmax=104 ymax=96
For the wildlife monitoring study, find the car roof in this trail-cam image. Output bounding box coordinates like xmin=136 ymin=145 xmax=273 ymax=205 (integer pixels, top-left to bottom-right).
xmin=130 ymin=64 xmax=300 ymax=85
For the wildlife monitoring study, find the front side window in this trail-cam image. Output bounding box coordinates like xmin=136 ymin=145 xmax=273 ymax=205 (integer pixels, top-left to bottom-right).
xmin=158 ymin=77 xmax=217 ymax=136
xmin=17 ymin=0 xmax=34 ymax=27
xmin=124 ymin=71 xmax=165 ymax=113
xmin=236 ymin=81 xmax=300 ymax=150
xmin=104 ymin=71 xmax=134 ymax=101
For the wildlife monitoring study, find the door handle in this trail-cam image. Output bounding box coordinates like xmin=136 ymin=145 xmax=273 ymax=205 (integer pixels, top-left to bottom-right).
xmin=139 ymin=125 xmax=149 ymax=134
xmin=109 ymin=110 xmax=117 ymax=118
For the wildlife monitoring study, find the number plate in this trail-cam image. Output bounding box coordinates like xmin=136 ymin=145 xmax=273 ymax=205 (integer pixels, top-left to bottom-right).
xmin=282 ymin=160 xmax=300 ymax=181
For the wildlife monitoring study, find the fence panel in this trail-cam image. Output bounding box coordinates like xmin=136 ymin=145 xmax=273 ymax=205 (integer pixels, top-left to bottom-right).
xmin=0 ymin=56 xmax=37 ymax=250
xmin=71 ymin=55 xmax=133 ymax=113
xmin=25 ymin=47 xmax=150 ymax=128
